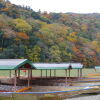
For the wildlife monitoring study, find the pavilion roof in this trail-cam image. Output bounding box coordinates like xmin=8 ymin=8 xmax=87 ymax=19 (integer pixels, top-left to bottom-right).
xmin=32 ymin=63 xmax=83 ymax=70
xmin=0 ymin=59 xmax=83 ymax=70
xmin=0 ymin=59 xmax=34 ymax=70
xmin=95 ymin=66 xmax=100 ymax=69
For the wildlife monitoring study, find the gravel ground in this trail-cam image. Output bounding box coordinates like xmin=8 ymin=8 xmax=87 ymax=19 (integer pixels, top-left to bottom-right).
xmin=1 ymin=82 xmax=100 ymax=92
xmin=0 ymin=85 xmax=25 ymax=91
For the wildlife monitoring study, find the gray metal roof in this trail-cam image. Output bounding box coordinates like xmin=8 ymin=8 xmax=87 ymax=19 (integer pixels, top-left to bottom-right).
xmin=95 ymin=66 xmax=100 ymax=69
xmin=71 ymin=63 xmax=83 ymax=69
xmin=33 ymin=63 xmax=69 ymax=69
xmin=0 ymin=59 xmax=33 ymax=70
xmin=32 ymin=63 xmax=83 ymax=69
xmin=0 ymin=59 xmax=83 ymax=70
xmin=0 ymin=59 xmax=27 ymax=66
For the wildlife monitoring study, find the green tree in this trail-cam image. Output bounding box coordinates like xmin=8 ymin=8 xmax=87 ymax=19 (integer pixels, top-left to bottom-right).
xmin=26 ymin=45 xmax=41 ymax=62
xmin=10 ymin=18 xmax=32 ymax=32
xmin=49 ymin=45 xmax=61 ymax=62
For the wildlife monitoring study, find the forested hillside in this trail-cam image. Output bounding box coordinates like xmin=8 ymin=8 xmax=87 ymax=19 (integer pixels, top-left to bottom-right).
xmin=0 ymin=0 xmax=100 ymax=67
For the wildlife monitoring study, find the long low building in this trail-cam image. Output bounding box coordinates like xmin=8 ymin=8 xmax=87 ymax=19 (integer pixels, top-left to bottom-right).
xmin=0 ymin=59 xmax=83 ymax=90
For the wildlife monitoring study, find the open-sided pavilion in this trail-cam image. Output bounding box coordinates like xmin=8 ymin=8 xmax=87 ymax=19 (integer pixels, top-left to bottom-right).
xmin=0 ymin=59 xmax=35 ymax=90
xmin=0 ymin=59 xmax=83 ymax=90
xmin=32 ymin=63 xmax=83 ymax=78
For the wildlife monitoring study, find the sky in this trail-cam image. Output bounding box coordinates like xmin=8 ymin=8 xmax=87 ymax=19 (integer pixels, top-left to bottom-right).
xmin=9 ymin=0 xmax=100 ymax=13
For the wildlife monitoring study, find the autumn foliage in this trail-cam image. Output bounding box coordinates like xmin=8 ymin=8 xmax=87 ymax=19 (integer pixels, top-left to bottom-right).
xmin=0 ymin=0 xmax=100 ymax=67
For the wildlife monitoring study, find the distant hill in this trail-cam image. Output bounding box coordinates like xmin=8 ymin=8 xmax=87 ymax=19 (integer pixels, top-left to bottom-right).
xmin=0 ymin=0 xmax=100 ymax=67
xmin=67 ymin=13 xmax=100 ymax=18
xmin=84 ymin=13 xmax=100 ymax=18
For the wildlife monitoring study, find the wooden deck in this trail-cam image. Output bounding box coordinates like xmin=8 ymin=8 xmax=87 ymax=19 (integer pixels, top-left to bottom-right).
xmin=0 ymin=76 xmax=80 ymax=86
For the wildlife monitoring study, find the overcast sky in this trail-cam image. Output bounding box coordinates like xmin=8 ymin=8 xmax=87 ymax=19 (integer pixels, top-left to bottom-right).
xmin=9 ymin=0 xmax=100 ymax=13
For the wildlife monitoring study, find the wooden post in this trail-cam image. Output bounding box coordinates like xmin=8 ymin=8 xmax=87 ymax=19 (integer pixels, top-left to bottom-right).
xmin=54 ymin=69 xmax=56 ymax=77
xmin=17 ymin=70 xmax=18 ymax=77
xmin=9 ymin=70 xmax=11 ymax=78
xmin=18 ymin=70 xmax=20 ymax=79
xmin=81 ymin=69 xmax=82 ymax=77
xmin=78 ymin=69 xmax=79 ymax=77
xmin=30 ymin=69 xmax=32 ymax=85
xmin=31 ymin=69 xmax=32 ymax=79
xmin=65 ymin=69 xmax=67 ymax=85
xmin=41 ymin=69 xmax=42 ymax=78
xmin=80 ymin=69 xmax=82 ymax=78
xmin=54 ymin=70 xmax=56 ymax=77
xmin=80 ymin=69 xmax=81 ymax=77
xmin=46 ymin=69 xmax=47 ymax=78
xmin=14 ymin=70 xmax=17 ymax=91
xmin=28 ymin=69 xmax=30 ymax=87
xmin=50 ymin=69 xmax=51 ymax=78
xmin=65 ymin=69 xmax=67 ymax=76
xmin=69 ymin=69 xmax=70 ymax=78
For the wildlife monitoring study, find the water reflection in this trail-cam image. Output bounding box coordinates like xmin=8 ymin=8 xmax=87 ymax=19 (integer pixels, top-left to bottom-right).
xmin=39 ymin=96 xmax=62 ymax=100
xmin=0 ymin=92 xmax=62 ymax=100
xmin=1 ymin=93 xmax=100 ymax=100
xmin=12 ymin=94 xmax=62 ymax=100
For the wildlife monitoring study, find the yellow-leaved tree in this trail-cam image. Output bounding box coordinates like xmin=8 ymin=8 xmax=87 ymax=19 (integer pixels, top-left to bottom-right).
xmin=10 ymin=18 xmax=32 ymax=32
